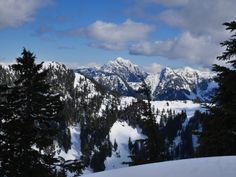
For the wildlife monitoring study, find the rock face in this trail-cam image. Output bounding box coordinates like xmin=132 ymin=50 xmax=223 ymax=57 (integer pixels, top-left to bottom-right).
xmin=78 ymin=57 xmax=217 ymax=102
xmin=153 ymin=67 xmax=216 ymax=101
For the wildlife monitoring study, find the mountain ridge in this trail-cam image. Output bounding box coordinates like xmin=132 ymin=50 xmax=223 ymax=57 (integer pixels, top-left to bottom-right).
xmin=77 ymin=57 xmax=217 ymax=102
xmin=0 ymin=58 xmax=216 ymax=101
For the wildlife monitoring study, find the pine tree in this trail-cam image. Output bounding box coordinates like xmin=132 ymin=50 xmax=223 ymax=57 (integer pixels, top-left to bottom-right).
xmin=0 ymin=49 xmax=82 ymax=176
xmin=198 ymin=21 xmax=236 ymax=156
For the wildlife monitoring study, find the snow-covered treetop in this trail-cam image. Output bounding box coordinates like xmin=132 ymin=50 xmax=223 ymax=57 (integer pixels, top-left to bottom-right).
xmin=42 ymin=61 xmax=66 ymax=70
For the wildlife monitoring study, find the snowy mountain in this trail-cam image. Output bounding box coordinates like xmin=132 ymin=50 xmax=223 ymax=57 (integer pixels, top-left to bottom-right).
xmin=77 ymin=57 xmax=217 ymax=102
xmin=101 ymin=57 xmax=147 ymax=82
xmin=154 ymin=67 xmax=216 ymax=101
xmin=84 ymin=156 xmax=236 ymax=177
xmin=77 ymin=57 xmax=147 ymax=96
xmin=0 ymin=64 xmax=15 ymax=85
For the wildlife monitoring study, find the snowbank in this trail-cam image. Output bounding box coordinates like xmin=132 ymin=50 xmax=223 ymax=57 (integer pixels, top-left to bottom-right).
xmin=84 ymin=156 xmax=236 ymax=177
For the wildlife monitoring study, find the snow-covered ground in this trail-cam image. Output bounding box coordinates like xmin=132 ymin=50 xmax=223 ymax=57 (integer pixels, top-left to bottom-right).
xmin=120 ymin=96 xmax=204 ymax=122
xmin=55 ymin=96 xmax=206 ymax=174
xmin=83 ymin=156 xmax=236 ymax=177
xmin=55 ymin=124 xmax=81 ymax=160
xmin=105 ymin=121 xmax=147 ymax=170
xmin=151 ymin=100 xmax=204 ymax=121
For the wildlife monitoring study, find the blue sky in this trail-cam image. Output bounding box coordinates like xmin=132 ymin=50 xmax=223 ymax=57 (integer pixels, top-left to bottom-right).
xmin=0 ymin=0 xmax=235 ymax=70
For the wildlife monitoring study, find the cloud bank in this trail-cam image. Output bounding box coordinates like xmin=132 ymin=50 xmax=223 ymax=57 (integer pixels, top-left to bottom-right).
xmin=66 ymin=19 xmax=153 ymax=50
xmin=127 ymin=0 xmax=235 ymax=65
xmin=130 ymin=32 xmax=222 ymax=65
xmin=0 ymin=0 xmax=53 ymax=29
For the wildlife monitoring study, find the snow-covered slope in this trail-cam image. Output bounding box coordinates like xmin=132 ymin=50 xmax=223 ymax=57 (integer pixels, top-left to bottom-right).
xmin=105 ymin=121 xmax=147 ymax=170
xmin=55 ymin=124 xmax=81 ymax=161
xmin=145 ymin=73 xmax=160 ymax=94
xmin=120 ymin=96 xmax=203 ymax=122
xmin=84 ymin=156 xmax=236 ymax=177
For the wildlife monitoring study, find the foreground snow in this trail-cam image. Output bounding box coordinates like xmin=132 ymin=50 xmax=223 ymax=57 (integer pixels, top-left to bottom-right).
xmin=83 ymin=156 xmax=236 ymax=177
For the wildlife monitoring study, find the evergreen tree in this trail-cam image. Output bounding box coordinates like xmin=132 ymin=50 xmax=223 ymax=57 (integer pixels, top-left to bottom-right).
xmin=113 ymin=139 xmax=118 ymax=152
xmin=0 ymin=49 xmax=82 ymax=176
xmin=136 ymin=80 xmax=165 ymax=163
xmin=198 ymin=21 xmax=236 ymax=156
xmin=128 ymin=137 xmax=133 ymax=152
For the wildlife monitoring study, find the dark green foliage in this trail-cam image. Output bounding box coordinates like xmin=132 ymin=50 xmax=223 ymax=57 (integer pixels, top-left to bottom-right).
xmin=178 ymin=127 xmax=194 ymax=158
xmin=90 ymin=141 xmax=112 ymax=172
xmin=160 ymin=110 xmax=190 ymax=159
xmin=129 ymin=139 xmax=147 ymax=165
xmin=198 ymin=21 xmax=236 ymax=156
xmin=128 ymin=137 xmax=133 ymax=152
xmin=46 ymin=63 xmax=76 ymax=126
xmin=0 ymin=49 xmax=82 ymax=177
xmin=126 ymin=80 xmax=166 ymax=165
xmin=44 ymin=63 xmax=75 ymax=153
xmin=75 ymin=76 xmax=119 ymax=172
xmin=164 ymin=111 xmax=186 ymax=142
xmin=56 ymin=157 xmax=84 ymax=177
xmin=113 ymin=139 xmax=118 ymax=151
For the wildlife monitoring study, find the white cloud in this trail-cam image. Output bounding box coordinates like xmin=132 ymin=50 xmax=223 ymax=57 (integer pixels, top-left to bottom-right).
xmin=67 ymin=19 xmax=153 ymax=50
xmin=130 ymin=32 xmax=222 ymax=65
xmin=127 ymin=0 xmax=235 ymax=65
xmin=160 ymin=0 xmax=235 ymax=42
xmin=88 ymin=42 xmax=126 ymax=51
xmin=143 ymin=63 xmax=163 ymax=73
xmin=0 ymin=0 xmax=53 ymax=29
xmin=139 ymin=0 xmax=189 ymax=6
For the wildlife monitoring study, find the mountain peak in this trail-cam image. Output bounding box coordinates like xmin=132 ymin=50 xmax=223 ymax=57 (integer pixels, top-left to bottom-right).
xmin=100 ymin=57 xmax=146 ymax=82
xmin=107 ymin=57 xmax=138 ymax=69
xmin=104 ymin=57 xmax=140 ymax=73
xmin=78 ymin=58 xmax=216 ymax=101
xmin=115 ymin=57 xmax=133 ymax=64
xmin=161 ymin=67 xmax=174 ymax=74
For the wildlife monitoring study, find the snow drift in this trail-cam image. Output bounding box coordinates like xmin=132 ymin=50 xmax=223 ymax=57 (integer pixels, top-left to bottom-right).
xmin=83 ymin=156 xmax=236 ymax=177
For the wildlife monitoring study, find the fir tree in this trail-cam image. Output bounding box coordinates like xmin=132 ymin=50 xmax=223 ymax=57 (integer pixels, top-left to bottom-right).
xmin=0 ymin=49 xmax=82 ymax=177
xmin=128 ymin=137 xmax=133 ymax=152
xmin=113 ymin=139 xmax=118 ymax=152
xmin=198 ymin=21 xmax=236 ymax=156
xmin=136 ymin=80 xmax=165 ymax=163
